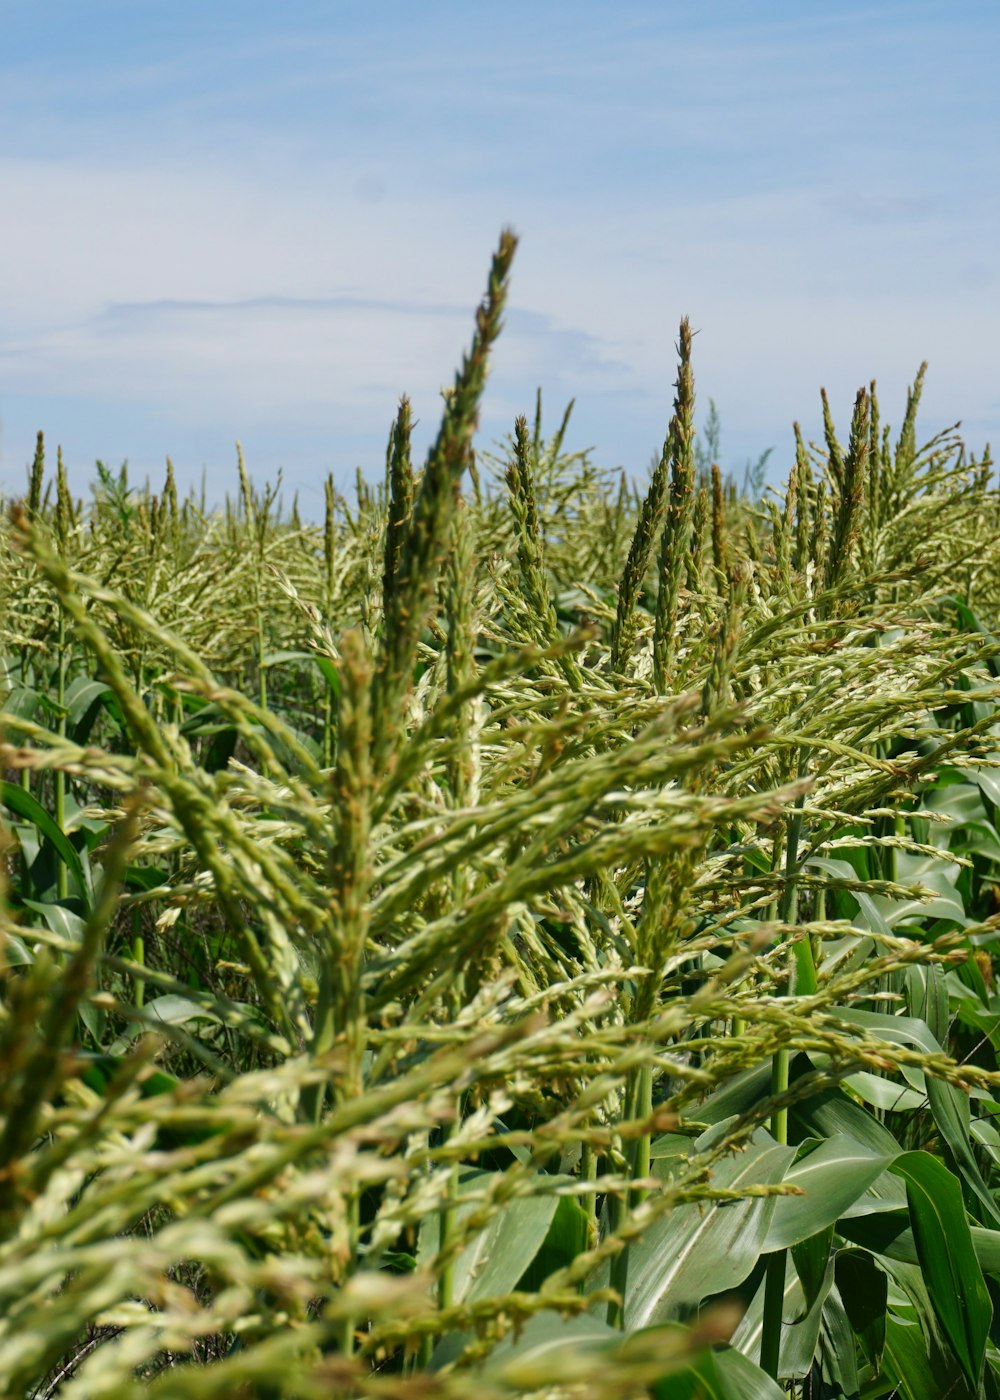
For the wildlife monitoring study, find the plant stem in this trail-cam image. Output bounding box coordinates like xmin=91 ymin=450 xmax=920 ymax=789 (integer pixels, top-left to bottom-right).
xmin=760 ymin=1251 xmax=786 ymax=1380
xmin=580 ymin=1141 xmax=597 ymax=1277
xmin=761 ymin=785 xmax=809 ymax=1380
xmin=631 ymin=1063 xmax=653 ymax=1205
xmin=760 ymin=1043 xmax=790 ymax=1378
xmin=332 ymin=1191 xmax=361 ymax=1367
xmin=440 ymin=1158 xmax=459 ymax=1313
xmin=607 ymin=1062 xmax=651 ymax=1329
xmin=131 ymin=914 xmax=145 ymax=1010
xmin=55 ymin=607 xmax=68 ymax=902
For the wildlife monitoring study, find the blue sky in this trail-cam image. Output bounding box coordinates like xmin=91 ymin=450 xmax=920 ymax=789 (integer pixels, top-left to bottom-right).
xmin=1 ymin=1 xmax=997 ymax=510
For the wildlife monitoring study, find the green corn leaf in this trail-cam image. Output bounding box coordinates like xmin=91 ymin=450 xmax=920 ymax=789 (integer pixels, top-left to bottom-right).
xmin=878 ymin=1251 xmax=973 ymax=1400
xmin=731 ymin=1250 xmax=834 ymax=1381
xmin=890 ymin=1150 xmax=992 ymax=1393
xmin=313 ymin=652 xmax=341 ymax=700
xmin=837 ymin=1007 xmax=1000 ymax=1228
xmin=791 ymin=1225 xmax=834 ymax=1313
xmin=65 ymin=676 xmax=115 ymax=744
xmin=417 ymin=1168 xmax=562 ymax=1307
xmin=805 ymin=855 xmax=893 ymax=935
xmin=0 ymin=780 xmax=92 ymax=911
xmin=75 ymin=1052 xmax=183 ymax=1102
xmin=0 ymin=686 xmax=42 ymax=722
xmin=260 ymin=650 xmax=316 ymax=668
xmin=881 ymin=1314 xmax=955 ymax=1400
xmin=835 ymin=1068 xmax=927 ymax=1113
xmin=765 ymin=1134 xmax=900 ymax=1252
xmin=811 ymin=1286 xmax=860 ymax=1399
xmin=708 ymin=1349 xmax=786 ymax=1400
xmin=0 ymin=931 xmax=33 ymax=965
xmin=840 ymin=1207 xmax=1000 ymax=1276
xmin=903 ymin=961 xmax=950 ymax=1046
xmin=516 ymin=1192 xmax=591 ymax=1293
xmin=835 ymin=1248 xmax=887 ymax=1370
xmin=789 ymin=1071 xmax=908 ymax=1163
xmin=473 ymin=1314 xmax=626 ymax=1390
xmin=480 ymin=1317 xmax=786 ymax=1399
xmin=141 ymin=993 xmax=228 ymax=1028
xmin=649 ymin=1344 xmax=786 ymax=1399
xmin=617 ymin=1129 xmax=796 ymax=1327
xmin=19 ymin=896 xmax=86 ymax=943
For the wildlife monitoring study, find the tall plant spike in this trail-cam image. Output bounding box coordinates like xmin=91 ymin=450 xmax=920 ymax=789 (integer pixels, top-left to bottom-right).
xmin=702 ymin=560 xmax=747 ymax=718
xmin=810 ymin=475 xmax=829 ymax=580
xmin=54 ymin=446 xmax=73 ymax=547
xmin=27 ymin=431 xmax=44 ymax=517
xmin=894 ymin=360 xmax=928 ymax=481
xmin=547 ymin=395 xmax=576 ymax=468
xmin=711 ymin=461 xmax=730 ymax=584
xmin=820 ymin=386 xmax=845 ymax=493
xmin=163 ymin=456 xmax=178 ymax=534
xmin=444 ymin=498 xmax=478 ymax=811
xmin=653 ymin=317 xmax=698 ymax=693
xmin=324 ymin=472 xmax=337 ymax=604
xmin=686 ymin=484 xmax=708 ymax=592
xmin=531 ymin=386 xmax=543 ymax=470
xmin=507 ymin=415 xmax=561 ymax=647
xmin=381 ymin=396 xmax=414 ymax=625
xmin=610 ymin=422 xmax=672 ymax=672
xmin=237 ymin=441 xmax=254 ymax=528
xmin=311 ymin=629 xmax=373 ymax=1115
xmin=824 ymin=387 xmax=870 ymax=596
xmin=776 ymin=449 xmax=797 ymax=583
xmin=792 ymin=422 xmax=811 ymax=575
xmin=372 ymin=229 xmax=517 ymax=771
xmin=867 ymin=378 xmax=882 ymax=530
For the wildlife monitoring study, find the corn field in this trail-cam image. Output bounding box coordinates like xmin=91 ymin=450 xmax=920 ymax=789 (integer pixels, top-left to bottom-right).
xmin=4 ymin=231 xmax=1000 ymax=1397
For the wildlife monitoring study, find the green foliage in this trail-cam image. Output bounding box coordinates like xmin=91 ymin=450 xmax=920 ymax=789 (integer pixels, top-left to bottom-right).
xmin=2 ymin=232 xmax=1000 ymax=1397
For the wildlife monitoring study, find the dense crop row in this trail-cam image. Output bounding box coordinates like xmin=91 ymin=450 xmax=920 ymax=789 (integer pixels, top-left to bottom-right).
xmin=3 ymin=233 xmax=1000 ymax=1397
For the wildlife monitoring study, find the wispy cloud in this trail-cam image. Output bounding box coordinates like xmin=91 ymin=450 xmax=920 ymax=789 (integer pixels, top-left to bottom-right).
xmin=1 ymin=291 xmax=630 ymax=431
xmin=830 ymin=194 xmax=939 ymax=227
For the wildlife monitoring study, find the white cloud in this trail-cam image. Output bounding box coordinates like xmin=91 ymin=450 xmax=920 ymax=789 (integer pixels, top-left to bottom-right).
xmin=0 ymin=130 xmax=996 ymax=499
